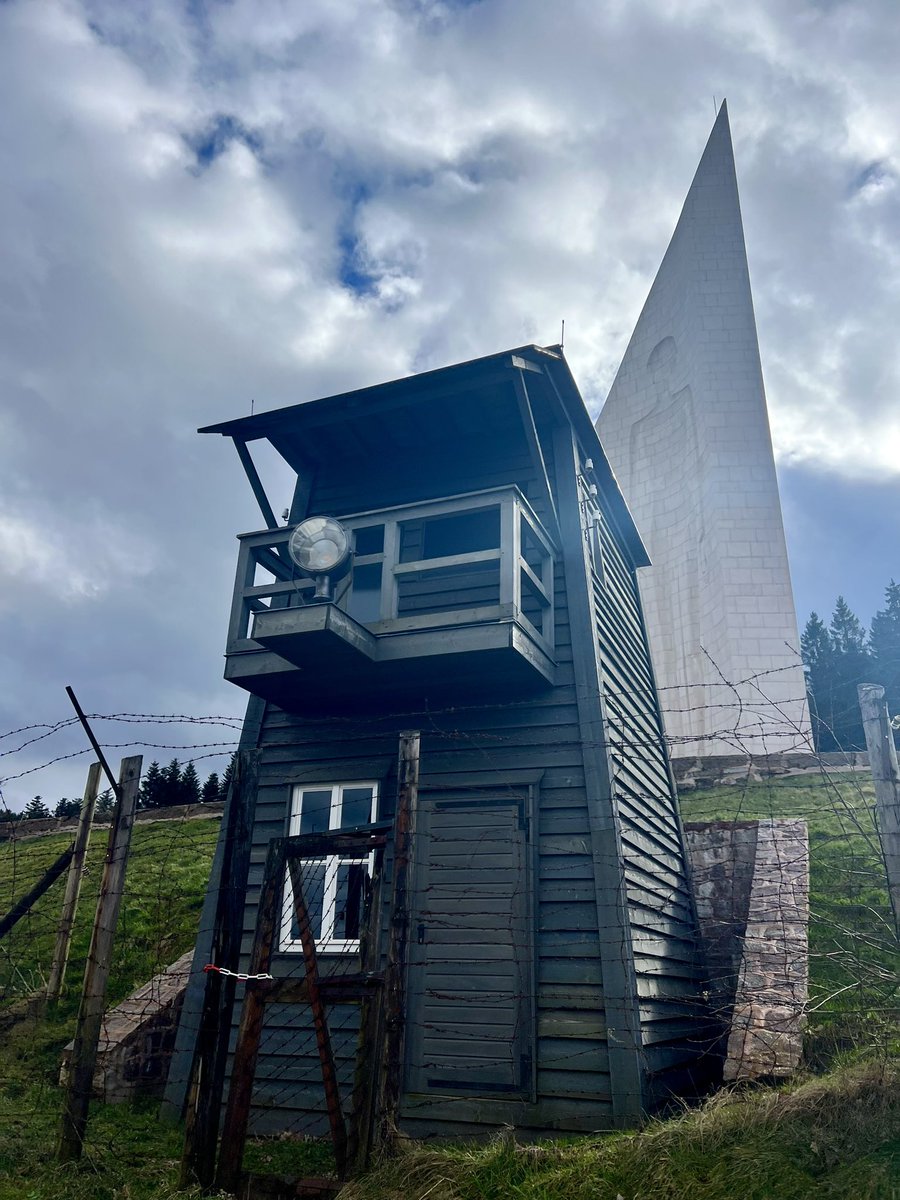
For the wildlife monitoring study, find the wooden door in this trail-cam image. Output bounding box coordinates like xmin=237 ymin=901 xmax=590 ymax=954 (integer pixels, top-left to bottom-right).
xmin=405 ymin=794 xmax=533 ymax=1097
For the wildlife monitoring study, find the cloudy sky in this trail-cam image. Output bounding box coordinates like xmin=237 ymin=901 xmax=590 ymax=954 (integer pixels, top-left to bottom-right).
xmin=1 ymin=0 xmax=898 ymax=808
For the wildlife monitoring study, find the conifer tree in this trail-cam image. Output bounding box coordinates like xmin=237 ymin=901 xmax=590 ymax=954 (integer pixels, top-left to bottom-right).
xmin=870 ymin=580 xmax=900 ymax=726
xmin=161 ymin=759 xmax=183 ymax=808
xmin=201 ymin=771 xmax=220 ymax=804
xmin=94 ymin=788 xmax=116 ymax=821
xmin=828 ymin=596 xmax=871 ymax=750
xmin=139 ymin=761 xmax=166 ymax=810
xmin=54 ymin=797 xmax=81 ymax=819
xmin=23 ymin=795 xmax=50 ymax=820
xmin=219 ymin=753 xmax=236 ymax=801
xmin=801 ymin=611 xmax=835 ymax=751
xmin=181 ymin=761 xmax=201 ymax=806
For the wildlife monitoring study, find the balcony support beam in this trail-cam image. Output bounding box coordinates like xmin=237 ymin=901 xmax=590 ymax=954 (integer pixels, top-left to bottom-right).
xmin=232 ymin=438 xmax=279 ymax=530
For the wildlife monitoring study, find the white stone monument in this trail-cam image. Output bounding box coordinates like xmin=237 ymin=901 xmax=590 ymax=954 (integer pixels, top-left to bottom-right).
xmin=597 ymin=103 xmax=811 ymax=758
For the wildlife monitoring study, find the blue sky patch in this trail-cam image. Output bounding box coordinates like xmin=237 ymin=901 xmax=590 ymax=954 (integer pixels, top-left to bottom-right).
xmin=338 ymin=231 xmax=379 ymax=296
xmin=850 ymin=160 xmax=893 ymax=197
xmin=188 ymin=114 xmax=262 ymax=170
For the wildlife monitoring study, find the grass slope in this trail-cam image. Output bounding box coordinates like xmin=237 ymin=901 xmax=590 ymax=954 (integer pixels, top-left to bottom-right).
xmin=0 ymin=815 xmax=219 ymax=1006
xmin=0 ymin=776 xmax=897 ymax=1199
xmin=0 ymin=814 xmax=221 ymax=1199
xmin=342 ymin=1060 xmax=900 ymax=1200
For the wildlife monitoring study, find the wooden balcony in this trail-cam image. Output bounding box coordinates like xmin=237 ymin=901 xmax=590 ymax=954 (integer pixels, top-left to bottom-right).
xmin=224 ymin=488 xmax=556 ymax=712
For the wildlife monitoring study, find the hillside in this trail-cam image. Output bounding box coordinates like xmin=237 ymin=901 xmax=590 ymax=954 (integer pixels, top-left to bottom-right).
xmin=0 ymin=812 xmax=220 ymax=1008
xmin=0 ymin=774 xmax=896 ymax=1199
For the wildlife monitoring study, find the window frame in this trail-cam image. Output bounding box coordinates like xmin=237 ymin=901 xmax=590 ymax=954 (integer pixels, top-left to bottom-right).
xmin=280 ymin=781 xmax=379 ymax=955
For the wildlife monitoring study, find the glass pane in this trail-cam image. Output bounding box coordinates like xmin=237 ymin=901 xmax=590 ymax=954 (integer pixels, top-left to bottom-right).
xmin=354 ymin=525 xmax=384 ymax=556
xmin=298 ymin=789 xmax=331 ymax=835
xmin=334 ymin=860 xmax=369 ymax=940
xmin=347 ymin=562 xmax=382 ymax=624
xmin=399 ymin=507 xmax=500 ymax=562
xmin=340 ymin=786 xmax=374 ymax=830
xmin=288 ymin=860 xmax=326 ymax=942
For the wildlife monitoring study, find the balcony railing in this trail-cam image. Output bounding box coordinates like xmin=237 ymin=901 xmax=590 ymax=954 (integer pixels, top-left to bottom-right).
xmin=228 ymin=486 xmax=556 ymax=661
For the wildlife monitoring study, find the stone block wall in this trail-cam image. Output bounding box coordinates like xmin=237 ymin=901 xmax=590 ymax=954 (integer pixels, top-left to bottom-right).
xmin=684 ymin=818 xmax=809 ymax=1081
xmin=60 ymin=950 xmax=193 ymax=1103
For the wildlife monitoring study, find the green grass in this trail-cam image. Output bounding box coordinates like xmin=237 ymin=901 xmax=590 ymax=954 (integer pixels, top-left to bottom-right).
xmin=341 ymin=1058 xmax=900 ymax=1200
xmin=0 ymin=814 xmax=222 ymax=1199
xmin=0 ymin=776 xmax=898 ymax=1199
xmin=0 ymin=815 xmax=220 ymax=1006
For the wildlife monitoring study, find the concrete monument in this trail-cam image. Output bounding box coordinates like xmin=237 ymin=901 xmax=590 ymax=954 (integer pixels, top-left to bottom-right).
xmin=597 ymin=102 xmax=811 ymax=757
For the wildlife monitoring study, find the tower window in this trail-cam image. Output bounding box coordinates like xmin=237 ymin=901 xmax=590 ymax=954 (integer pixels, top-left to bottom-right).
xmin=280 ymin=782 xmax=378 ymax=953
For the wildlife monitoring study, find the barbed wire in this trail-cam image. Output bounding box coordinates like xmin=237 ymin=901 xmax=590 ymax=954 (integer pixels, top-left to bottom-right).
xmin=0 ymin=659 xmax=896 ymax=1188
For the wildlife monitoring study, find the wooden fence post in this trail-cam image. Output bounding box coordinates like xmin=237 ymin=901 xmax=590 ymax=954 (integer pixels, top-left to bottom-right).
xmin=376 ymin=730 xmax=420 ymax=1147
xmin=58 ymin=755 xmax=142 ymax=1162
xmin=858 ymin=684 xmax=900 ymax=938
xmin=347 ymin=862 xmax=385 ymax=1176
xmin=47 ymin=762 xmax=101 ymax=1003
xmin=215 ymin=837 xmax=284 ymax=1195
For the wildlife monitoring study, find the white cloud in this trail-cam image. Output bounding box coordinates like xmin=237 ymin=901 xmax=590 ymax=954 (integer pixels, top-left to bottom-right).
xmin=0 ymin=506 xmax=159 ymax=608
xmin=1 ymin=0 xmax=899 ymax=801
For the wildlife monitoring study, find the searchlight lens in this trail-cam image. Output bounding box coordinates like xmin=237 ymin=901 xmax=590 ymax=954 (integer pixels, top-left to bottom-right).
xmin=288 ymin=517 xmax=351 ymax=576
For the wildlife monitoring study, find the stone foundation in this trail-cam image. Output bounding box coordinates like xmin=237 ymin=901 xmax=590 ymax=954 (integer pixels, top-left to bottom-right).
xmin=60 ymin=951 xmax=193 ymax=1102
xmin=684 ymin=818 xmax=809 ymax=1081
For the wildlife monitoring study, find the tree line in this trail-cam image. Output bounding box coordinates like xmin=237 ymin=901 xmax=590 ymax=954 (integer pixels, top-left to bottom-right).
xmin=2 ymin=755 xmax=235 ymax=823
xmin=801 ymin=581 xmax=900 ymax=752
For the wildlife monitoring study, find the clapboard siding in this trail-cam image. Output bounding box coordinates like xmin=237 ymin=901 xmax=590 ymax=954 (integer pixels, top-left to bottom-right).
xmin=226 ymin=421 xmax=629 ymax=1138
xmin=591 ymin=498 xmax=709 ymax=1089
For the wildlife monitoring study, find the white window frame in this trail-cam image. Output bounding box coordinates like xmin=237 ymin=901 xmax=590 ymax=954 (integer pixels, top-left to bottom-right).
xmin=280 ymin=782 xmax=379 ymax=954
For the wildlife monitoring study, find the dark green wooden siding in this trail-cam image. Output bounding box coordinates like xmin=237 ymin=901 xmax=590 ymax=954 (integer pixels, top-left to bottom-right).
xmin=229 ymin=415 xmax=621 ymax=1138
xmin=592 ymin=501 xmax=709 ymax=1100
xmin=218 ymin=366 xmax=709 ymax=1138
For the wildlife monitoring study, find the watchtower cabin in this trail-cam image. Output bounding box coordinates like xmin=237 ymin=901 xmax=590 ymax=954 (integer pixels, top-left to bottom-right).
xmin=184 ymin=344 xmax=714 ymax=1147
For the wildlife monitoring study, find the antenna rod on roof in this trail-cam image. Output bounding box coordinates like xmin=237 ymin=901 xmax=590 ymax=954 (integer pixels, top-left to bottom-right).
xmin=251 ymin=398 xmax=255 ymax=416
xmin=561 ymin=319 xmax=565 ymax=348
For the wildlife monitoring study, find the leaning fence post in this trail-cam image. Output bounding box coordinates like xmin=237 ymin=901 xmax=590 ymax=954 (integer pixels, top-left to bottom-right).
xmin=58 ymin=755 xmax=142 ymax=1162
xmin=47 ymin=762 xmax=102 ymax=1003
xmin=347 ymin=855 xmax=386 ymax=1176
xmin=858 ymin=684 xmax=900 ymax=938
xmin=0 ymin=846 xmax=75 ymax=942
xmin=288 ymin=854 xmax=348 ymax=1175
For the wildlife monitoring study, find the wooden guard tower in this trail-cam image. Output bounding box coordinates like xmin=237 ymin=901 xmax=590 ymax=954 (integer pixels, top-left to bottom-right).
xmin=170 ymin=344 xmax=714 ymax=1165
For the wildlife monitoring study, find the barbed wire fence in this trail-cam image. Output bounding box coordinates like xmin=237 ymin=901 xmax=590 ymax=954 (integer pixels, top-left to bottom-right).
xmin=0 ymin=666 xmax=896 ymax=1190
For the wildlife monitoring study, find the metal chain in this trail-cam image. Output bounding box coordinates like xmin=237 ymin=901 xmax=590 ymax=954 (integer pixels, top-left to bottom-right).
xmin=203 ymin=963 xmax=273 ymax=981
